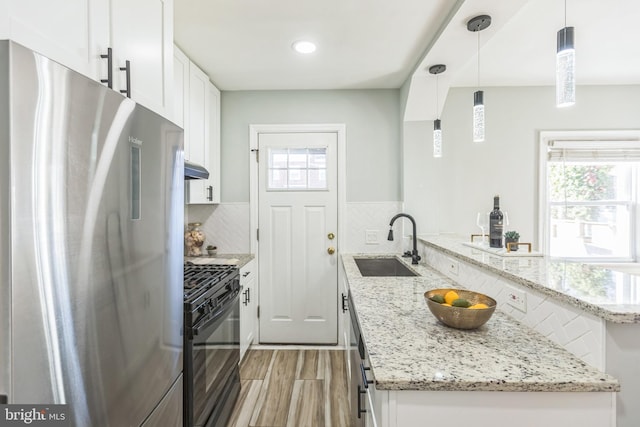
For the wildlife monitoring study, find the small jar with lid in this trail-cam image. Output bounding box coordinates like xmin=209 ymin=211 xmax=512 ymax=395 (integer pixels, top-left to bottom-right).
xmin=185 ymin=222 xmax=205 ymax=256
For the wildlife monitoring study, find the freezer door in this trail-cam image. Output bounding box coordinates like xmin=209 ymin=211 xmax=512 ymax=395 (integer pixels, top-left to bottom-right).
xmin=7 ymin=41 xmax=183 ymax=426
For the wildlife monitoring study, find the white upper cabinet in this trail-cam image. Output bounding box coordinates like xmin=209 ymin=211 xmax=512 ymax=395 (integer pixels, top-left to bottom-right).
xmin=178 ymin=53 xmax=221 ymax=205
xmin=186 ymin=61 xmax=211 ymax=204
xmin=1 ymin=0 xmax=105 ymax=80
xmin=1 ymin=0 xmax=174 ymax=119
xmin=173 ymin=46 xmax=190 ymax=130
xmin=207 ymin=81 xmax=221 ymax=204
xmin=108 ymin=0 xmax=173 ymax=117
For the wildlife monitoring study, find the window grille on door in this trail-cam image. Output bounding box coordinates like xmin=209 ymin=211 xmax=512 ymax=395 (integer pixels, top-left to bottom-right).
xmin=267 ymin=147 xmax=328 ymax=190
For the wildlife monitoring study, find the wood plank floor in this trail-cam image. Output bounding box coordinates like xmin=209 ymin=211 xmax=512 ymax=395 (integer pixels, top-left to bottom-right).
xmin=227 ymin=350 xmax=350 ymax=427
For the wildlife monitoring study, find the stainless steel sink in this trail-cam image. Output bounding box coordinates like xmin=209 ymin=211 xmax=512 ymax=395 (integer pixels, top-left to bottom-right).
xmin=354 ymin=257 xmax=418 ymax=277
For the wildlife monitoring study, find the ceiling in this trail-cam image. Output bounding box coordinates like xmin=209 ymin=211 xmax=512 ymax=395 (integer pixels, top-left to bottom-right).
xmin=174 ymin=0 xmax=458 ymax=90
xmin=175 ymin=0 xmax=640 ymax=117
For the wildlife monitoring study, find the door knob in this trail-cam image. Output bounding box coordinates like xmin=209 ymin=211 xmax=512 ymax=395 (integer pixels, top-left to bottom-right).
xmin=327 ymin=247 xmax=335 ymax=255
xmin=328 ymin=232 xmax=335 ymax=240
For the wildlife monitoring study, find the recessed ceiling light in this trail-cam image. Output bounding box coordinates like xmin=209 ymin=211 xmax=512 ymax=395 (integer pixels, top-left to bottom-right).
xmin=292 ymin=41 xmax=316 ymax=54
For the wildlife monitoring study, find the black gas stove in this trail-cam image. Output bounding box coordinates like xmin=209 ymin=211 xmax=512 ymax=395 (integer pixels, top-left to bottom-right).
xmin=183 ymin=263 xmax=238 ymax=302
xmin=183 ymin=262 xmax=241 ymax=427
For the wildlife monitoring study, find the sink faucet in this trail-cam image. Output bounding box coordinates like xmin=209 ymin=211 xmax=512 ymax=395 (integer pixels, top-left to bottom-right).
xmin=387 ymin=213 xmax=421 ymax=265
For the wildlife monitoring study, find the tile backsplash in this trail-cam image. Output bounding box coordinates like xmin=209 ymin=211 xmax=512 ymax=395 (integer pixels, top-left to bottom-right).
xmin=345 ymin=202 xmax=403 ymax=253
xmin=187 ymin=203 xmax=251 ymax=253
xmin=186 ymin=201 xmax=405 ymax=255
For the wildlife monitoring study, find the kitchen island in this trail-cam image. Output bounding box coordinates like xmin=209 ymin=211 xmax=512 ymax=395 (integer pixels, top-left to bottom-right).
xmin=415 ymin=235 xmax=640 ymax=427
xmin=342 ymin=254 xmax=618 ymax=427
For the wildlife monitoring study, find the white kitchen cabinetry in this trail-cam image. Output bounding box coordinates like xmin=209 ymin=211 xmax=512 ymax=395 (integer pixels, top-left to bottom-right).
xmin=240 ymin=260 xmax=256 ymax=361
xmin=207 ymin=82 xmax=221 ymax=203
xmin=107 ymin=0 xmax=173 ymax=117
xmin=369 ymin=389 xmax=613 ymax=427
xmin=0 ymin=0 xmax=173 ymax=119
xmin=185 ymin=61 xmax=221 ymax=204
xmin=173 ymin=46 xmax=189 ymax=130
xmin=0 ymin=0 xmax=105 ymax=81
xmin=339 ymin=260 xmax=350 ymax=378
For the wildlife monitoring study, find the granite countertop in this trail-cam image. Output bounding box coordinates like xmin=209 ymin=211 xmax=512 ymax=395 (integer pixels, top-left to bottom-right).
xmin=342 ymin=254 xmax=619 ymax=393
xmin=184 ymin=253 xmax=254 ymax=269
xmin=418 ymin=235 xmax=640 ymax=324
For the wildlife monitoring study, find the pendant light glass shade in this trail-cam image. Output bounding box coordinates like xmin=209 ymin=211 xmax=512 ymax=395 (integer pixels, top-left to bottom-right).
xmin=556 ymin=26 xmax=575 ymax=107
xmin=428 ymin=64 xmax=446 ymax=158
xmin=433 ymin=119 xmax=442 ymax=157
xmin=467 ymin=15 xmax=491 ymax=144
xmin=473 ymin=90 xmax=485 ymax=142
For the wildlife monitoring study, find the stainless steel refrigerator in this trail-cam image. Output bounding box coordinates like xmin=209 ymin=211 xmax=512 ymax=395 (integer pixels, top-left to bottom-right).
xmin=0 ymin=41 xmax=184 ymax=426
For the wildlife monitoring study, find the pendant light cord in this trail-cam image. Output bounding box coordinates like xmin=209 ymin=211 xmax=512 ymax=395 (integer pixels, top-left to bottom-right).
xmin=435 ymin=74 xmax=439 ymax=119
xmin=477 ymin=31 xmax=481 ymax=88
xmin=564 ymin=0 xmax=567 ymax=27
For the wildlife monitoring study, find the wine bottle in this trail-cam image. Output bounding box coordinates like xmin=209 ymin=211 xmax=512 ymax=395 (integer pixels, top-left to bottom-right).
xmin=489 ymin=195 xmax=504 ymax=248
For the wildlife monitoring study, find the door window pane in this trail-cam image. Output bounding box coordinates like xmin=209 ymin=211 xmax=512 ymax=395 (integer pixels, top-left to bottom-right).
xmin=268 ymin=169 xmax=288 ymax=189
xmin=288 ymin=149 xmax=308 ymax=168
xmin=267 ymin=147 xmax=327 ymax=191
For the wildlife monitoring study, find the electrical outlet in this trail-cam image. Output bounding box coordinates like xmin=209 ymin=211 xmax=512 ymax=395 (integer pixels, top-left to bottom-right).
xmin=365 ymin=229 xmax=379 ymax=245
xmin=506 ymin=285 xmax=527 ymax=312
xmin=447 ymin=258 xmax=459 ymax=276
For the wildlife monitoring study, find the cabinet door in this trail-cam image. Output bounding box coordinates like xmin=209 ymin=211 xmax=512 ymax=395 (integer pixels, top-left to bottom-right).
xmin=173 ymin=45 xmax=190 ymax=132
xmin=240 ymin=260 xmax=256 ymax=361
xmin=4 ymin=0 xmax=105 ymax=80
xmin=109 ymin=0 xmax=173 ymax=117
xmin=207 ymin=82 xmax=221 ymax=203
xmin=186 ymin=62 xmax=211 ymax=204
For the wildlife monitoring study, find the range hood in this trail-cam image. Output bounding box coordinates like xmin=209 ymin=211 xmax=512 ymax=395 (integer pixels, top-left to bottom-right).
xmin=184 ymin=160 xmax=209 ymax=180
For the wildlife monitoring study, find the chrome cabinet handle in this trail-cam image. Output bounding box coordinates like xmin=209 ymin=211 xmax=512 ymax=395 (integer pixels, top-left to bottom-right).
xmin=119 ymin=60 xmax=131 ymax=98
xmin=100 ymin=47 xmax=113 ymax=88
xmin=207 ymin=185 xmax=213 ymax=201
xmin=341 ymin=293 xmax=348 ymax=313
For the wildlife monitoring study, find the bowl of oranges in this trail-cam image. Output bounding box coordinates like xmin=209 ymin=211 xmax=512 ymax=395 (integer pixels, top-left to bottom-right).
xmin=424 ymin=288 xmax=496 ymax=330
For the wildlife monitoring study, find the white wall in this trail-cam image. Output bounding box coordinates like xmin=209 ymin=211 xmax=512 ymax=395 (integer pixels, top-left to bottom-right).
xmin=220 ymin=89 xmax=402 ymax=203
xmin=404 ymin=84 xmax=640 ymax=247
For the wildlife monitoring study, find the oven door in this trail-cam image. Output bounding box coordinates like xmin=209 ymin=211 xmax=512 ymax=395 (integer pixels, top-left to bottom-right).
xmin=188 ymin=291 xmax=240 ymax=427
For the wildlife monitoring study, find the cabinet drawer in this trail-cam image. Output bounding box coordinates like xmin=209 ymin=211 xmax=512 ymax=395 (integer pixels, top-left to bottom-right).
xmin=240 ymin=260 xmax=255 ymax=285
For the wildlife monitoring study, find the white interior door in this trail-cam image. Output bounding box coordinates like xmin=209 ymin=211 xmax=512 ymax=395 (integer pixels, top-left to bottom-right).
xmin=258 ymin=132 xmax=338 ymax=344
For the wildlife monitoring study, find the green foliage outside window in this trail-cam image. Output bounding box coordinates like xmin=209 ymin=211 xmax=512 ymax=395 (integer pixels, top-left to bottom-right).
xmin=548 ymin=164 xmax=614 ymax=221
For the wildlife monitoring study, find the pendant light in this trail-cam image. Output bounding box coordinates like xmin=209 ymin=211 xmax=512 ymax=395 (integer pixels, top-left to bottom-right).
xmin=467 ymin=15 xmax=491 ymax=143
xmin=556 ymin=0 xmax=575 ymax=107
xmin=429 ymin=64 xmax=446 ymax=158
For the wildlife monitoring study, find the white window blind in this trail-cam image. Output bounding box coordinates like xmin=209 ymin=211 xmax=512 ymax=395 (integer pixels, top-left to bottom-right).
xmin=547 ymin=140 xmax=640 ymax=161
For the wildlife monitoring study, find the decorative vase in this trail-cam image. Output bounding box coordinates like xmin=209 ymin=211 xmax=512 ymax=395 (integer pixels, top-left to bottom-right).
xmin=505 ymin=238 xmax=519 ymax=251
xmin=185 ymin=222 xmax=205 ymax=256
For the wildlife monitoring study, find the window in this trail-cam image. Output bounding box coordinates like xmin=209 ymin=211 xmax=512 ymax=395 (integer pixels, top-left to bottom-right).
xmin=539 ymin=131 xmax=640 ymax=261
xmin=267 ymin=147 xmax=327 ymax=190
